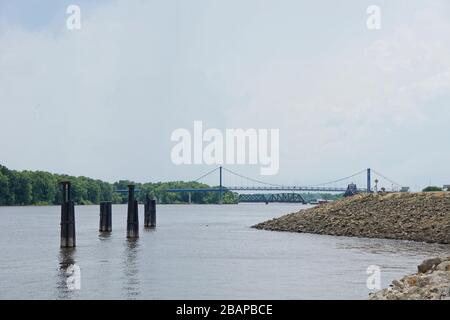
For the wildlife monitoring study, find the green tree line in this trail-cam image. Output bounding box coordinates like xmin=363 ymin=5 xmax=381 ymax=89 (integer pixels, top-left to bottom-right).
xmin=0 ymin=164 xmax=238 ymax=206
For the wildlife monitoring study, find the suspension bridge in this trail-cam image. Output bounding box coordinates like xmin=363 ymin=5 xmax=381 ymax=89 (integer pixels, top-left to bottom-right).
xmin=166 ymin=166 xmax=404 ymax=203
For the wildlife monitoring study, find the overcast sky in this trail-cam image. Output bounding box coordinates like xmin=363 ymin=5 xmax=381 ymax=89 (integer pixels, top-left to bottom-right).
xmin=0 ymin=0 xmax=449 ymax=190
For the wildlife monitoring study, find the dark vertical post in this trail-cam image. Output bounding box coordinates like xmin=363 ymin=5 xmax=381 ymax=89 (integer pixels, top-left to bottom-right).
xmin=134 ymin=199 xmax=139 ymax=230
xmin=106 ymin=202 xmax=112 ymax=231
xmin=144 ymin=196 xmax=156 ymax=228
xmin=100 ymin=202 xmax=105 ymax=231
xmin=219 ymin=166 xmax=223 ymax=204
xmin=367 ymin=168 xmax=371 ymax=193
xmin=150 ymin=199 xmax=156 ymax=227
xmin=60 ymin=181 xmax=76 ymax=247
xmin=127 ymin=185 xmax=139 ymax=238
xmin=144 ymin=196 xmax=150 ymax=228
xmin=99 ymin=201 xmax=112 ymax=232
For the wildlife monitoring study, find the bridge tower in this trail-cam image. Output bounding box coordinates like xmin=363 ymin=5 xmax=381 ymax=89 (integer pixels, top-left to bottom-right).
xmin=219 ymin=166 xmax=223 ymax=204
xmin=367 ymin=168 xmax=371 ymax=193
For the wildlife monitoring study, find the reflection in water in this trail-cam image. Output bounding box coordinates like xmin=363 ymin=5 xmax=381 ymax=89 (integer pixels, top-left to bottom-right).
xmin=7 ymin=203 xmax=450 ymax=299
xmin=98 ymin=232 xmax=112 ymax=241
xmin=56 ymin=248 xmax=78 ymax=299
xmin=122 ymin=239 xmax=141 ymax=298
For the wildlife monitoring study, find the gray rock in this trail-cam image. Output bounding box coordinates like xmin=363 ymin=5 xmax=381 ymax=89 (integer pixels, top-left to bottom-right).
xmin=418 ymin=258 xmax=442 ymax=273
xmin=436 ymin=261 xmax=450 ymax=272
xmin=252 ymin=192 xmax=450 ymax=244
xmin=371 ymin=257 xmax=450 ymax=300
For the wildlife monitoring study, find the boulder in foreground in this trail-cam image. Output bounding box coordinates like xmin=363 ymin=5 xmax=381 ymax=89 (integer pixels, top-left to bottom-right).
xmin=370 ymin=257 xmax=450 ymax=300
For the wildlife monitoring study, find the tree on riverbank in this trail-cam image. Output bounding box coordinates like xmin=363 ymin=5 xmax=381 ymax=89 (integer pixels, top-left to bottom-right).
xmin=0 ymin=164 xmax=238 ymax=206
xmin=422 ymin=186 xmax=443 ymax=192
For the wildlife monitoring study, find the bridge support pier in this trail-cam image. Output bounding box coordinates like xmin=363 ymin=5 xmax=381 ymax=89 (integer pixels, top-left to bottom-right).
xmin=99 ymin=201 xmax=112 ymax=232
xmin=344 ymin=183 xmax=358 ymax=197
xmin=60 ymin=182 xmax=76 ymax=248
xmin=144 ymin=197 xmax=156 ymax=228
xmin=127 ymin=185 xmax=139 ymax=238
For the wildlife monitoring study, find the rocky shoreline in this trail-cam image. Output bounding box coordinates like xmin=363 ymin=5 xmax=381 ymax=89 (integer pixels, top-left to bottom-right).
xmin=253 ymin=192 xmax=450 ymax=244
xmin=370 ymin=257 xmax=450 ymax=300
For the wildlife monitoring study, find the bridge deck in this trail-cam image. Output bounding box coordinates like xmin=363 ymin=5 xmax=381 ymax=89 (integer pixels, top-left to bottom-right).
xmin=167 ymin=186 xmax=366 ymax=193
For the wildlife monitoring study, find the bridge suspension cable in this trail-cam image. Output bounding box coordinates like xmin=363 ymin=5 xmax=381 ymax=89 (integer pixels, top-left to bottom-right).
xmin=186 ymin=166 xmax=402 ymax=191
xmin=371 ymin=169 xmax=402 ymax=187
xmin=222 ymin=167 xmax=285 ymax=188
xmin=308 ymin=169 xmax=367 ymax=187
xmin=224 ymin=167 xmax=370 ymax=189
xmin=193 ymin=167 xmax=220 ymax=183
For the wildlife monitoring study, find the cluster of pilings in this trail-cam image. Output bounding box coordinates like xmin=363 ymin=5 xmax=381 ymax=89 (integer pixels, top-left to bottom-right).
xmin=60 ymin=183 xmax=156 ymax=248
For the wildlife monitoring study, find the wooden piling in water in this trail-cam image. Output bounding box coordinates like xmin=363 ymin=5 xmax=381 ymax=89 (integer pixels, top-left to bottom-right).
xmin=150 ymin=199 xmax=156 ymax=227
xmin=144 ymin=197 xmax=156 ymax=228
xmin=60 ymin=181 xmax=76 ymax=248
xmin=99 ymin=201 xmax=112 ymax=232
xmin=144 ymin=197 xmax=150 ymax=228
xmin=127 ymin=185 xmax=139 ymax=238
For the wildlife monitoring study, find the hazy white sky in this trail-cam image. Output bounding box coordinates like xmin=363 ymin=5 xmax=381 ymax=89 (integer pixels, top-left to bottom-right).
xmin=0 ymin=0 xmax=449 ymax=190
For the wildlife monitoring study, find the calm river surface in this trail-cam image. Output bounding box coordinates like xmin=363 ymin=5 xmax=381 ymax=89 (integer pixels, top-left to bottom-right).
xmin=0 ymin=203 xmax=449 ymax=299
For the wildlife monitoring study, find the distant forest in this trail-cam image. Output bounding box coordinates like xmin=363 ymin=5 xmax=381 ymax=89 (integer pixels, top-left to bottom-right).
xmin=0 ymin=164 xmax=238 ymax=205
xmin=0 ymin=164 xmax=342 ymax=206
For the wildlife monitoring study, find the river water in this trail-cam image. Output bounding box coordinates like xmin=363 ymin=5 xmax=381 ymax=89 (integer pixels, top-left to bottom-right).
xmin=0 ymin=203 xmax=449 ymax=299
